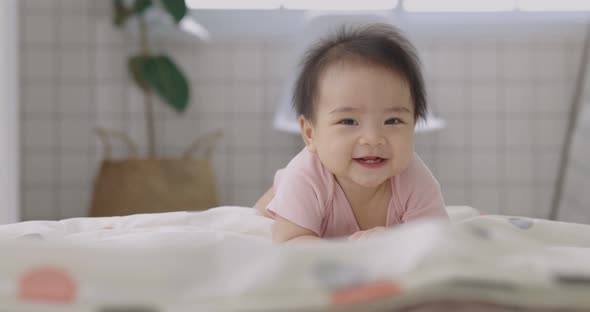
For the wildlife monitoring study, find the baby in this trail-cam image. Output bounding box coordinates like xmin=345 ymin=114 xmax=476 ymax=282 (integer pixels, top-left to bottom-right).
xmin=255 ymin=23 xmax=449 ymax=242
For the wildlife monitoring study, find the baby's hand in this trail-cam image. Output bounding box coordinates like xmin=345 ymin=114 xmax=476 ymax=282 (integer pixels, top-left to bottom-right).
xmin=348 ymin=226 xmax=387 ymax=241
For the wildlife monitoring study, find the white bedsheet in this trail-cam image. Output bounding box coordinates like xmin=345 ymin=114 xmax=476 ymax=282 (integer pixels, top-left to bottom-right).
xmin=0 ymin=206 xmax=589 ymax=311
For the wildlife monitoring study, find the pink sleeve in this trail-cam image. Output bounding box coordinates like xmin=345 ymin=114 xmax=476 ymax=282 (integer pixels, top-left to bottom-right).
xmin=400 ymin=155 xmax=449 ymax=222
xmin=266 ymin=168 xmax=326 ymax=236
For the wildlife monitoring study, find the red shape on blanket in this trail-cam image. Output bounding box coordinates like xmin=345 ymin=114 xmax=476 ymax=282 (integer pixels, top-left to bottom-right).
xmin=19 ymin=266 xmax=77 ymax=303
xmin=330 ymin=280 xmax=401 ymax=305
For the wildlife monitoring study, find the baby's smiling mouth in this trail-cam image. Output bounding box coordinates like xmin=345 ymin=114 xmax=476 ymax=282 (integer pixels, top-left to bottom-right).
xmin=353 ymin=156 xmax=387 ymax=165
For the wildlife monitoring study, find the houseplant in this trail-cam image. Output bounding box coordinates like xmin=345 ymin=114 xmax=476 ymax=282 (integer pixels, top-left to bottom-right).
xmin=113 ymin=0 xmax=190 ymax=157
xmin=89 ymin=0 xmax=221 ymax=217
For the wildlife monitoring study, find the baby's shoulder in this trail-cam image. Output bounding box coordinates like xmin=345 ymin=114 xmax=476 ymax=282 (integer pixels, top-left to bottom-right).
xmin=397 ymin=153 xmax=438 ymax=185
xmin=278 ymin=148 xmax=335 ymax=191
xmin=285 ymin=148 xmax=332 ymax=177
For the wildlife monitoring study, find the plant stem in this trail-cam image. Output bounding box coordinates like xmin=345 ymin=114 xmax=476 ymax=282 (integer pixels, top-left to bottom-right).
xmin=138 ymin=12 xmax=156 ymax=158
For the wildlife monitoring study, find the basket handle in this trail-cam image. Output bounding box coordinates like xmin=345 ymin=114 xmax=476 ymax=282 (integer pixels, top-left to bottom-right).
xmin=95 ymin=128 xmax=140 ymax=159
xmin=183 ymin=130 xmax=224 ymax=159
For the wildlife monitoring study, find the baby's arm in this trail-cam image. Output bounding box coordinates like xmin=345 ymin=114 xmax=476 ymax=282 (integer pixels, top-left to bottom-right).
xmin=401 ymin=155 xmax=449 ymax=221
xmin=348 ymin=226 xmax=387 ymax=240
xmin=272 ymin=215 xmax=319 ymax=242
xmin=257 ymin=188 xmax=321 ymax=241
xmin=254 ymin=187 xmax=273 ymax=218
xmin=265 ymin=150 xmax=327 ymax=241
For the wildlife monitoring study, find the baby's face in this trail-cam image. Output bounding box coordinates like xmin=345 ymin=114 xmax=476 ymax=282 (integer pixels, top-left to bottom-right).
xmin=301 ymin=62 xmax=415 ymax=189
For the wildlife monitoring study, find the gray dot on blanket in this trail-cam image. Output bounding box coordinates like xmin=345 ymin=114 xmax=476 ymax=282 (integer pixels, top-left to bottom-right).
xmin=313 ymin=261 xmax=367 ymax=289
xmin=468 ymin=225 xmax=491 ymax=239
xmin=17 ymin=233 xmax=44 ymax=240
xmin=508 ymin=217 xmax=534 ymax=230
xmin=554 ymin=274 xmax=590 ymax=286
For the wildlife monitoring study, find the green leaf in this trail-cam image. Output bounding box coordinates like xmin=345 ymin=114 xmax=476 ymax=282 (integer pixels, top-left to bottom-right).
xmin=133 ymin=0 xmax=153 ymax=14
xmin=128 ymin=55 xmax=150 ymax=92
xmin=113 ymin=0 xmax=131 ymax=27
xmin=140 ymin=55 xmax=190 ymax=113
xmin=160 ymin=0 xmax=187 ymax=24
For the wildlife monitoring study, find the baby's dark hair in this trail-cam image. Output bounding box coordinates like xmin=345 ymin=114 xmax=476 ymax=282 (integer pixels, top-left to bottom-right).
xmin=293 ymin=23 xmax=427 ymax=123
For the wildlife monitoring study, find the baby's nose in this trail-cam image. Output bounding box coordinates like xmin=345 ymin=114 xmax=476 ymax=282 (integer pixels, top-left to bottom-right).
xmin=358 ymin=128 xmax=386 ymax=146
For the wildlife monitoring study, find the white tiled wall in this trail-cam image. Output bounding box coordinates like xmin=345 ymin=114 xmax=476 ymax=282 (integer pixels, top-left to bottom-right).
xmin=20 ymin=1 xmax=584 ymax=221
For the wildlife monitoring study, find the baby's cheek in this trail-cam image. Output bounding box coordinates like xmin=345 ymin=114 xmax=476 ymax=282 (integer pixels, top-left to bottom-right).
xmin=391 ymin=148 xmax=413 ymax=173
xmin=390 ymin=159 xmax=408 ymax=176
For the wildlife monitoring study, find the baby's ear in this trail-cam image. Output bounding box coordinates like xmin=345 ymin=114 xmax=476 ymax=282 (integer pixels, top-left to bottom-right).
xmin=299 ymin=116 xmax=316 ymax=153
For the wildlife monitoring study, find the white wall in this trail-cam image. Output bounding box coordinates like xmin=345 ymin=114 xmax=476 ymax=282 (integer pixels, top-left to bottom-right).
xmin=0 ymin=0 xmax=20 ymax=224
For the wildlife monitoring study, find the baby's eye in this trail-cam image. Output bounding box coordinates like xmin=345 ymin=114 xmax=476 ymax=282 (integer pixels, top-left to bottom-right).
xmin=385 ymin=118 xmax=402 ymax=125
xmin=338 ymin=119 xmax=358 ymax=126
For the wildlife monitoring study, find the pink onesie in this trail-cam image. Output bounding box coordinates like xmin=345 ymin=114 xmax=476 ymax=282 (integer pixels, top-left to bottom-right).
xmin=266 ymin=148 xmax=449 ymax=238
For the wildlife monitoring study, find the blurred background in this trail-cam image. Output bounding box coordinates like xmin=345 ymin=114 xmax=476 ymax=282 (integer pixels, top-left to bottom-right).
xmin=2 ymin=0 xmax=589 ymax=224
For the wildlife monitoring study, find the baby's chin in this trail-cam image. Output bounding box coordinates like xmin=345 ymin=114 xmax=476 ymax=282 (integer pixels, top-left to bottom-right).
xmin=349 ymin=166 xmax=407 ymax=188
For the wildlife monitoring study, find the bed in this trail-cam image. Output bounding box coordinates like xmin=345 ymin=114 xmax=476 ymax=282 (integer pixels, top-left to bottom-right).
xmin=0 ymin=206 xmax=589 ymax=311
